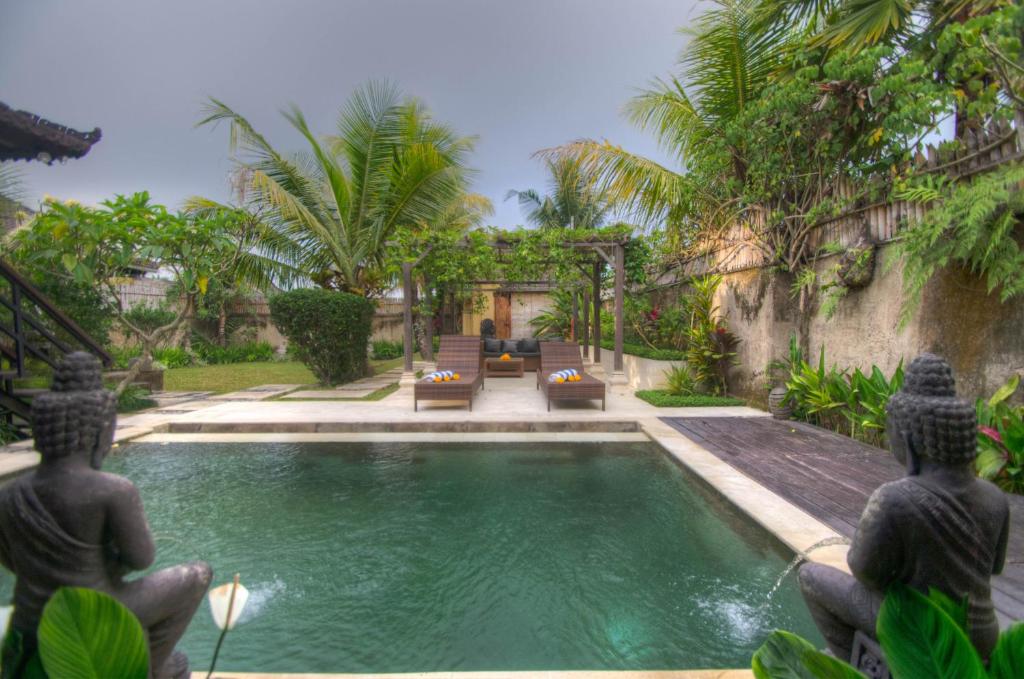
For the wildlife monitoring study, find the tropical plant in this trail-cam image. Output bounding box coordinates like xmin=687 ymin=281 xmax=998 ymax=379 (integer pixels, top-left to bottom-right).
xmin=1 ymin=586 xmax=149 ymax=678
xmin=782 ymin=345 xmax=905 ymax=444
xmin=685 ymin=274 xmax=739 ymax=395
xmin=783 ymin=345 xmax=852 ymax=430
xmin=844 ymin=360 xmax=905 ymax=445
xmin=664 ymin=363 xmax=698 ymax=396
xmin=371 ymin=339 xmax=404 ymax=360
xmin=506 ymin=156 xmax=613 ymax=230
xmin=0 ymin=163 xmax=24 ymax=225
xmin=192 ymin=81 xmax=476 ymax=296
xmin=768 ymin=334 xmax=804 ymax=386
xmin=896 ymin=162 xmax=1024 ymax=324
xmin=528 ymin=289 xmax=575 ymax=338
xmin=269 ymin=288 xmax=375 ymax=385
xmin=538 ymin=0 xmax=784 ymax=240
xmin=752 ymin=583 xmax=1024 ymax=678
xmin=976 ymin=374 xmax=1024 ymax=494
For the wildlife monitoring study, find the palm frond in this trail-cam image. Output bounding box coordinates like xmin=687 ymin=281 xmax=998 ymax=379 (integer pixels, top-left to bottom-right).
xmin=535 ymin=140 xmax=691 ymax=227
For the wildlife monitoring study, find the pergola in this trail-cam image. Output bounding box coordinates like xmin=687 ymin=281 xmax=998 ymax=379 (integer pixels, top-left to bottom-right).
xmin=400 ymin=237 xmax=629 ymax=382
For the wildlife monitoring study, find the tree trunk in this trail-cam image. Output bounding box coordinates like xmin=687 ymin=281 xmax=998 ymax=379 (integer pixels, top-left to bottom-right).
xmin=797 ymin=283 xmax=812 ymax=360
xmin=217 ymin=303 xmax=228 ymax=347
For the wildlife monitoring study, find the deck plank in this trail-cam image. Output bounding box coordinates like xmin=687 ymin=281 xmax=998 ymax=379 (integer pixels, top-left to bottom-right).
xmin=660 ymin=416 xmax=1023 ymax=625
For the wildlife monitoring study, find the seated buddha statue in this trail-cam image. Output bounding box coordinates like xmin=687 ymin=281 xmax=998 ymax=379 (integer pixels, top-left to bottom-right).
xmin=0 ymin=353 xmax=212 ymax=679
xmin=798 ymin=353 xmax=1010 ymax=663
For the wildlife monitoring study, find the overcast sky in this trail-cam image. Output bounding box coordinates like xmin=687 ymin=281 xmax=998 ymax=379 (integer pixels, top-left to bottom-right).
xmin=2 ymin=0 xmax=702 ymax=229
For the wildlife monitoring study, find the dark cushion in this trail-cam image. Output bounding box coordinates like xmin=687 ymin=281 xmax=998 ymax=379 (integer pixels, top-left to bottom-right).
xmin=501 ymin=339 xmax=519 ymax=354
xmin=518 ymin=338 xmax=539 ymax=353
xmin=483 ymin=338 xmax=502 ymax=354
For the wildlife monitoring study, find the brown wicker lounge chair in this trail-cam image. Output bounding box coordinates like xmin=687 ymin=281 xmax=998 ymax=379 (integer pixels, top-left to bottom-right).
xmin=538 ymin=341 xmax=605 ymax=411
xmin=414 ymin=335 xmax=483 ymax=411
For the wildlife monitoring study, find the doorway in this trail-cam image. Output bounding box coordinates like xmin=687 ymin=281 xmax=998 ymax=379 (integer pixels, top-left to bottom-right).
xmin=493 ymin=292 xmax=512 ymax=338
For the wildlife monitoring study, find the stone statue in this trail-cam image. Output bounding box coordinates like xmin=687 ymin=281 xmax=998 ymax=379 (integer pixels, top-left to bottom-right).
xmin=0 ymin=353 xmax=211 ymax=679
xmin=798 ymin=353 xmax=1010 ymax=667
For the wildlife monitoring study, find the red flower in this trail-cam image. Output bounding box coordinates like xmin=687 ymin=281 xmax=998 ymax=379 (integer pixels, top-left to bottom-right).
xmin=979 ymin=425 xmax=1002 ymax=444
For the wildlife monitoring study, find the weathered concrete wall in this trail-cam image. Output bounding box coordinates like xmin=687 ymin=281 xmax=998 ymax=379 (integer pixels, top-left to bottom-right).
xmin=590 ymin=349 xmax=677 ymax=390
xmin=701 ymin=243 xmax=1024 ymax=402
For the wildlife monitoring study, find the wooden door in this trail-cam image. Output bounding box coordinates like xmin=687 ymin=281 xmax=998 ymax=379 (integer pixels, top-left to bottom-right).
xmin=494 ymin=292 xmax=512 ymax=338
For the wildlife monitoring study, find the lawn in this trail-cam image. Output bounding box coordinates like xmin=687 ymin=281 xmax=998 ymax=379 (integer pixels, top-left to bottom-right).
xmin=634 ymin=390 xmax=745 ymax=407
xmin=165 ymin=357 xmax=404 ymax=394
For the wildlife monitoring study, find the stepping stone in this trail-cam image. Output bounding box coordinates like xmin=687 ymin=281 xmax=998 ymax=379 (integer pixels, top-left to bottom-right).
xmin=209 ymin=384 xmax=302 ymax=401
xmin=281 ymin=389 xmax=376 ymax=399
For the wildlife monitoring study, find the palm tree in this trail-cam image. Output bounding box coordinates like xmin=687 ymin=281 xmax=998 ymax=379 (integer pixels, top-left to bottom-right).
xmin=191 ymin=81 xmax=476 ymax=296
xmin=536 ymin=0 xmax=785 ymax=236
xmin=759 ymin=0 xmax=997 ymax=53
xmin=0 ymin=164 xmax=24 ymax=226
xmin=505 ymin=156 xmax=612 ymax=230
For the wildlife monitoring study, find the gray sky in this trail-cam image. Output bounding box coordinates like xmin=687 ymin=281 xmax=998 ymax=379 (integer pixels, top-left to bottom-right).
xmin=1 ymin=0 xmax=701 ymax=229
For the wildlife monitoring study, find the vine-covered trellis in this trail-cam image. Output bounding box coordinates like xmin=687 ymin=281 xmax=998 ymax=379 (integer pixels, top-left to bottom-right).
xmin=392 ymin=224 xmax=643 ymax=379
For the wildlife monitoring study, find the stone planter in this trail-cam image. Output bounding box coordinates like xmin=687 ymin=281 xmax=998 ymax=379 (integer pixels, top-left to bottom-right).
xmin=768 ymin=386 xmax=792 ymax=420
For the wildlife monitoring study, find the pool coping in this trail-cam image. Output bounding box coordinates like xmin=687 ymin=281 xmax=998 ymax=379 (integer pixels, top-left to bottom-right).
xmin=195 ymin=671 xmax=753 ymax=678
xmin=135 ymin=432 xmax=651 ymax=444
xmin=637 ymin=418 xmax=849 ymax=574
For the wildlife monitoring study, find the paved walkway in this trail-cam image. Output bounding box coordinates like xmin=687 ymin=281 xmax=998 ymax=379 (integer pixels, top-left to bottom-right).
xmin=282 ymin=361 xmax=431 ymax=399
xmin=158 ymin=373 xmax=764 ymax=431
xmin=662 ymin=415 xmax=1024 ymax=627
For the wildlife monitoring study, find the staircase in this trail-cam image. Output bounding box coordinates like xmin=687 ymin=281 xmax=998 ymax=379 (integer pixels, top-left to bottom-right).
xmin=0 ymin=258 xmax=112 ymax=437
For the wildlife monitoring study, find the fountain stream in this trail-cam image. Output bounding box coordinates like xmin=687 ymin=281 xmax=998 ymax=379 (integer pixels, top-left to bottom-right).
xmin=764 ymin=536 xmax=852 ymax=605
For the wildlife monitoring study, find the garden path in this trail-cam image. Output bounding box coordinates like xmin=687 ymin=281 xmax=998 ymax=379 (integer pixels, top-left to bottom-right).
xmin=661 ymin=416 xmax=1024 ymax=628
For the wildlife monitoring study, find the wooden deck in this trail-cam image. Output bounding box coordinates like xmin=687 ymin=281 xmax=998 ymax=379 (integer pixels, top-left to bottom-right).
xmin=661 ymin=416 xmax=1024 ymax=627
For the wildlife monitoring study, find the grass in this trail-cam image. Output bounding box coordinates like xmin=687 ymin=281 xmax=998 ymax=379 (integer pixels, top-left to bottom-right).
xmin=635 ymin=389 xmax=745 ymax=407
xmin=164 ymin=361 xmax=316 ymax=393
xmin=164 ymin=357 xmax=406 ymax=394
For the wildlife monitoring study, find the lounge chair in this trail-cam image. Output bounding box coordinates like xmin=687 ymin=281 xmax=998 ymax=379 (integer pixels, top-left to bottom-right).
xmin=538 ymin=341 xmax=605 ymax=411
xmin=414 ymin=335 xmax=483 ymax=411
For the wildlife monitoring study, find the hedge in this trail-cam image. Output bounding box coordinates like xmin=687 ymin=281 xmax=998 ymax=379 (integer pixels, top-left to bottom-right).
xmin=270 ymin=289 xmax=375 ymax=385
xmin=371 ymin=339 xmax=404 ymax=360
xmin=599 ymin=339 xmax=686 ymax=361
xmin=635 ymin=390 xmax=745 ymax=407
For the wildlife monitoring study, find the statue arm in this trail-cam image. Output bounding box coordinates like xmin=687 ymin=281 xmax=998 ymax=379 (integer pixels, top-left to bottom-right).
xmin=993 ymin=509 xmax=1009 ymax=575
xmin=106 ymin=482 xmax=156 ymax=572
xmin=847 ymin=490 xmax=905 ymax=590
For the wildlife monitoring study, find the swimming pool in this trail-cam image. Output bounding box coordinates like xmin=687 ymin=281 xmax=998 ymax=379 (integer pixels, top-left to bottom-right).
xmin=1 ymin=440 xmax=822 ymax=672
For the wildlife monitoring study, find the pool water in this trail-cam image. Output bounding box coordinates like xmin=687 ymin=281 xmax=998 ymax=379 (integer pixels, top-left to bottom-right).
xmin=2 ymin=441 xmax=822 ymax=672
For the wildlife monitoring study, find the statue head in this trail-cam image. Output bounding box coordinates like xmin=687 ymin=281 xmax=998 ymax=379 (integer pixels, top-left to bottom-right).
xmin=885 ymin=353 xmax=977 ymax=472
xmin=32 ymin=352 xmax=117 ymax=469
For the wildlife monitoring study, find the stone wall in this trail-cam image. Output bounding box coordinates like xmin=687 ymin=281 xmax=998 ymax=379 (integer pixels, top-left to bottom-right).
xmin=699 ymin=243 xmax=1024 ymax=402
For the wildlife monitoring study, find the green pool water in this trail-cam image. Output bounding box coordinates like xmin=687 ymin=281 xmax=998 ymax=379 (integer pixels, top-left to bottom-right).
xmin=2 ymin=441 xmax=823 ymax=672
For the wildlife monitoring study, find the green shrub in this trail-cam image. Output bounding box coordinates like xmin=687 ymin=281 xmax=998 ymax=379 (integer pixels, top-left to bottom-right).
xmin=109 ymin=346 xmax=143 ymax=370
xmin=152 ymin=346 xmax=193 ymax=369
xmin=782 ymin=344 xmax=904 ymax=445
xmin=371 ymin=339 xmax=404 ymax=360
xmin=116 ymin=385 xmax=157 ymax=413
xmin=976 ymin=375 xmax=1024 ymax=495
xmin=269 ymin=289 xmax=374 ymax=385
xmin=664 ymin=363 xmax=698 ymax=396
xmin=635 ymin=390 xmax=744 ymax=407
xmin=195 ymin=340 xmax=274 ymax=365
xmin=30 ymin=277 xmax=115 ymax=348
xmin=599 ymin=339 xmax=686 ymax=361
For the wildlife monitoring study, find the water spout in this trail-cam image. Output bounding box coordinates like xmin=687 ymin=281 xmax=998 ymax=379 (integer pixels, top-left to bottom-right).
xmin=765 ymin=537 xmax=851 ymax=604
